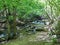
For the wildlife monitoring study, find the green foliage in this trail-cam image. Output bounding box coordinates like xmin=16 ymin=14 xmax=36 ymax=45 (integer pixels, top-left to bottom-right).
xmin=0 ymin=0 xmax=45 ymax=19
xmin=55 ymin=20 xmax=60 ymax=34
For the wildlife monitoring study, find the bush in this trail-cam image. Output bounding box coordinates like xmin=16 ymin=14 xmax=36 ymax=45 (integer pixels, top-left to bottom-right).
xmin=55 ymin=20 xmax=60 ymax=35
xmin=55 ymin=20 xmax=60 ymax=42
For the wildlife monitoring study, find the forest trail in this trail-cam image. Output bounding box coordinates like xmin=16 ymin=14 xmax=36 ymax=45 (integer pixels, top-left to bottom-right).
xmin=1 ymin=32 xmax=54 ymax=45
xmin=29 ymin=32 xmax=52 ymax=42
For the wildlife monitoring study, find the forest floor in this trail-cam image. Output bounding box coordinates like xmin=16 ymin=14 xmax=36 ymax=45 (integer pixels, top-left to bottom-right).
xmin=1 ymin=31 xmax=60 ymax=45
xmin=28 ymin=32 xmax=51 ymax=42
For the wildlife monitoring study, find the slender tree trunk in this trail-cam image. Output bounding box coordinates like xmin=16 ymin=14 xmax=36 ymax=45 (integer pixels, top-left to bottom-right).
xmin=12 ymin=6 xmax=17 ymax=37
xmin=6 ymin=8 xmax=11 ymax=39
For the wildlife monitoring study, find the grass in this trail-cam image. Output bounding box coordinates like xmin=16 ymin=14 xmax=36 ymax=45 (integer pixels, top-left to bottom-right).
xmin=4 ymin=39 xmax=53 ymax=45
